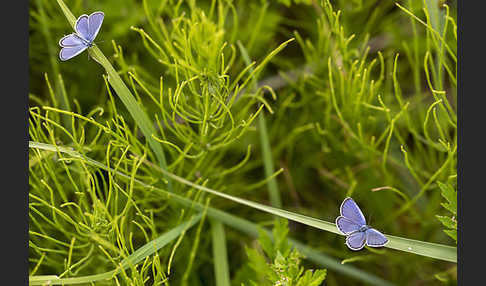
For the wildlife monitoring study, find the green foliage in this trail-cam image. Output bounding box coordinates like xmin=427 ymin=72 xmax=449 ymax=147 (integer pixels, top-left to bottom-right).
xmin=29 ymin=0 xmax=457 ymax=284
xmin=436 ymin=181 xmax=457 ymax=243
xmin=277 ymin=0 xmax=313 ymax=7
xmin=241 ymin=219 xmax=327 ymax=286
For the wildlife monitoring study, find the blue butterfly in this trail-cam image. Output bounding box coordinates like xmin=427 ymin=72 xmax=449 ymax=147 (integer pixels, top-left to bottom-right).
xmin=59 ymin=11 xmax=104 ymax=61
xmin=335 ymin=197 xmax=388 ymax=251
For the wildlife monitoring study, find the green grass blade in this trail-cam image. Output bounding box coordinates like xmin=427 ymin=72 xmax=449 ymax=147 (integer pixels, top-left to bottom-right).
xmin=257 ymin=102 xmax=281 ymax=208
xmin=384 ymin=235 xmax=456 ymax=262
xmin=29 ymin=141 xmax=457 ymax=262
xmin=237 ymin=40 xmax=282 ymax=208
xmin=210 ymin=219 xmax=231 ymax=286
xmin=29 ymin=141 xmax=392 ymax=285
xmin=141 ymin=152 xmax=458 ymax=263
xmin=55 ymin=0 xmax=172 ymax=190
xmin=29 ymin=214 xmax=202 ymax=285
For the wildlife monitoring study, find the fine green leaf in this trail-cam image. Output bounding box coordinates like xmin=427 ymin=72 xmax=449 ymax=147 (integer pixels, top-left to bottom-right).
xmin=29 ymin=214 xmax=202 ymax=285
xmin=438 ymin=181 xmax=457 ymax=215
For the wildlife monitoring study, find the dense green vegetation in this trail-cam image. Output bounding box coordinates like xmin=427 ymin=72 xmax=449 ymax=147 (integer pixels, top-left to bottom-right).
xmin=29 ymin=0 xmax=457 ymax=285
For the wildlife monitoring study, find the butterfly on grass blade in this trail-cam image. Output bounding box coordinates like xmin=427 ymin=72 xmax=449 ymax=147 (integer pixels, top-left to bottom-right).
xmin=59 ymin=11 xmax=104 ymax=61
xmin=335 ymin=197 xmax=388 ymax=251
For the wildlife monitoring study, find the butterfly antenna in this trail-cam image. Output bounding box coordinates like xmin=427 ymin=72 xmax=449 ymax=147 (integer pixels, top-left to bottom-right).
xmin=92 ymin=40 xmax=104 ymax=47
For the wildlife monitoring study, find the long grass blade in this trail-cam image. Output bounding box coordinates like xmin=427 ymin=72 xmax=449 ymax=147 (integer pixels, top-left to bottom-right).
xmin=144 ymin=151 xmax=458 ymax=263
xmin=29 ymin=141 xmax=457 ymax=263
xmin=237 ymin=40 xmax=282 ymax=208
xmin=55 ymin=0 xmax=172 ymax=190
xmin=29 ymin=141 xmax=393 ymax=285
xmin=210 ymin=220 xmax=231 ymax=286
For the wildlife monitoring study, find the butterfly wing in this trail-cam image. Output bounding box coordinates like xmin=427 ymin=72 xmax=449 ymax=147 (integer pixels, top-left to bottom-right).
xmin=365 ymin=228 xmax=388 ymax=247
xmin=336 ymin=216 xmax=361 ymax=235
xmin=340 ymin=197 xmax=366 ymax=226
xmin=75 ymin=14 xmax=90 ymax=41
xmin=86 ymin=12 xmax=104 ymax=42
xmin=59 ymin=34 xmax=85 ymax=47
xmin=345 ymin=231 xmax=366 ymax=251
xmin=59 ymin=44 xmax=88 ymax=61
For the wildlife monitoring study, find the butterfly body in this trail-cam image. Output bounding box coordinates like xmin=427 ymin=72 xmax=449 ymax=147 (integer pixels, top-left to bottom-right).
xmin=358 ymin=225 xmax=371 ymax=232
xmin=335 ymin=197 xmax=388 ymax=251
xmin=59 ymin=11 xmax=104 ymax=61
